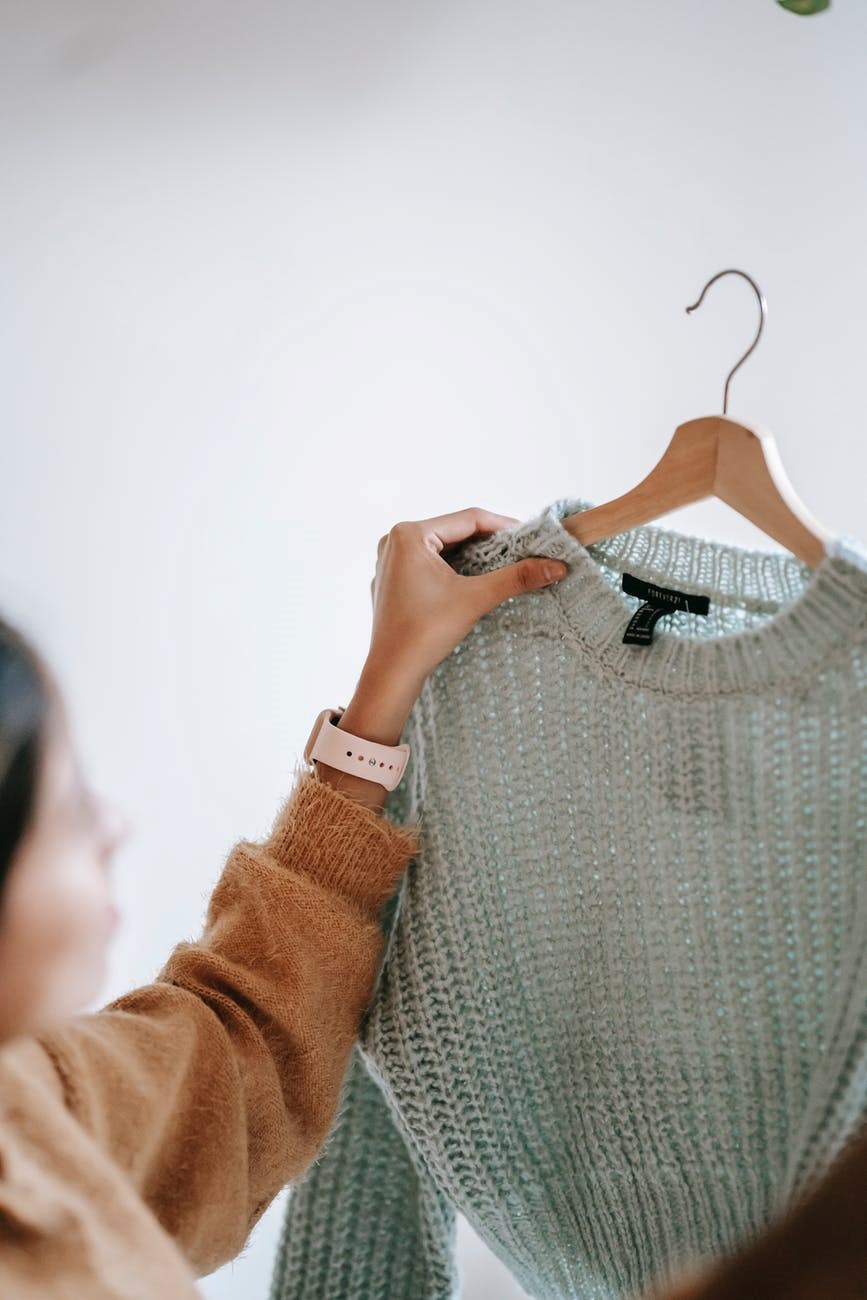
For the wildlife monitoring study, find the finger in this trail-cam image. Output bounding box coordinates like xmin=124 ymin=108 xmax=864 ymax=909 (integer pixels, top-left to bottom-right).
xmin=421 ymin=507 xmax=522 ymax=552
xmin=467 ymin=556 xmax=569 ymax=614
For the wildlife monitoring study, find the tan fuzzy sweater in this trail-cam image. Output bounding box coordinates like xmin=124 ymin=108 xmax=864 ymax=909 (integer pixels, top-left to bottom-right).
xmin=0 ymin=764 xmax=422 ymax=1298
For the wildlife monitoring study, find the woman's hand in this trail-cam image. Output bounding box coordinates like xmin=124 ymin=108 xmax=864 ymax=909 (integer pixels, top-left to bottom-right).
xmin=366 ymin=506 xmax=568 ymax=703
xmin=315 ymin=507 xmax=569 ymax=810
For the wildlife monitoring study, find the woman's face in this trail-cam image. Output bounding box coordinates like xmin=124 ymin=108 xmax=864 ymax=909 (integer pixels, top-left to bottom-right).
xmin=0 ymin=695 xmax=130 ymax=1041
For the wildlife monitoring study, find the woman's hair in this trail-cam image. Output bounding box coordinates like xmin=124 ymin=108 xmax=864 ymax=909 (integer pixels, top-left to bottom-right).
xmin=0 ymin=615 xmax=53 ymax=897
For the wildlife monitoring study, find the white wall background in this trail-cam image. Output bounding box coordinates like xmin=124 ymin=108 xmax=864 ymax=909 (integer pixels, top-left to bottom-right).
xmin=2 ymin=2 xmax=866 ymax=1296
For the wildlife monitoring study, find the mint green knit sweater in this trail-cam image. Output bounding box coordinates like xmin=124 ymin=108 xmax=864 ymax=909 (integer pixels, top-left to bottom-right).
xmin=271 ymin=496 xmax=867 ymax=1300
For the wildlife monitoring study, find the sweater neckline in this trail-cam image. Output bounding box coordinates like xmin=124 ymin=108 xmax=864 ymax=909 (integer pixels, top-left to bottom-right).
xmin=505 ymin=496 xmax=867 ymax=696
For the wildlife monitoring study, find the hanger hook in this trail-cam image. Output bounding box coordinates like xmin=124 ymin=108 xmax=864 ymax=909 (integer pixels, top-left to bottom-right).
xmin=685 ymin=268 xmax=767 ymax=414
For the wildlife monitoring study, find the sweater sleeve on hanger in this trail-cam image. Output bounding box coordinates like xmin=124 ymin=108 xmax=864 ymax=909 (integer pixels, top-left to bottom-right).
xmin=270 ymin=1045 xmax=459 ymax=1300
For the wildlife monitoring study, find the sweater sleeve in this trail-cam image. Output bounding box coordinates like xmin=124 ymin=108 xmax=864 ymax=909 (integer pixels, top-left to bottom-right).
xmin=270 ymin=1046 xmax=459 ymax=1300
xmin=647 ymin=843 xmax=867 ymax=1300
xmin=776 ymin=835 xmax=867 ymax=1213
xmin=34 ymin=759 xmax=422 ymax=1278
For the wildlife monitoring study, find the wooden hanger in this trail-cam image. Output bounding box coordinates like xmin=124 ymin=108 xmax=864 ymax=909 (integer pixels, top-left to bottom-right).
xmin=560 ymin=268 xmax=834 ymax=567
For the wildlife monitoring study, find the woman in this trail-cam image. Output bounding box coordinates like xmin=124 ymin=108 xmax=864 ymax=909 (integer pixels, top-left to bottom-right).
xmin=0 ymin=506 xmax=570 ymax=1297
xmin=1 ymin=499 xmax=859 ymax=1300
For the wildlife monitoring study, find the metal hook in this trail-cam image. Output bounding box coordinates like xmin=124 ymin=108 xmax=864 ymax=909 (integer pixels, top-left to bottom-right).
xmin=685 ymin=268 xmax=767 ymax=414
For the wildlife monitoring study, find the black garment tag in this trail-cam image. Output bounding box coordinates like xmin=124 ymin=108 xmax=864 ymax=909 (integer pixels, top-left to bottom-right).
xmin=621 ymin=571 xmax=710 ymax=647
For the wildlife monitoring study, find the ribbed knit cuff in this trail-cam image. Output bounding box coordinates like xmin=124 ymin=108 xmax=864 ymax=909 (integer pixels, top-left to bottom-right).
xmin=263 ymin=759 xmax=423 ymax=914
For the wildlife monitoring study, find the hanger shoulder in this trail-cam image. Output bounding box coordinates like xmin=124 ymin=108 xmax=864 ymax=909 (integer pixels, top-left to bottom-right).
xmin=561 ymin=416 xmax=718 ymax=548
xmin=561 ymin=416 xmax=834 ymax=567
xmin=711 ymin=416 xmax=834 ymax=566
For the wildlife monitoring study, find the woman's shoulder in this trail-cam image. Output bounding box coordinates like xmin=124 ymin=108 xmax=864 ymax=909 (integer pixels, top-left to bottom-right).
xmin=0 ymin=1035 xmax=66 ymax=1107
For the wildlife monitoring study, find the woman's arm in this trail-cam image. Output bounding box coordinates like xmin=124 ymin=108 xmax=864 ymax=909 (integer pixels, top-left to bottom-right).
xmin=28 ymin=506 xmax=568 ymax=1276
xmin=34 ymin=730 xmax=421 ymax=1277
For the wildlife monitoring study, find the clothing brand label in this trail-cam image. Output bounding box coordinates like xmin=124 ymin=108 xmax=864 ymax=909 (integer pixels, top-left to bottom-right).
xmin=621 ymin=571 xmax=710 ymax=647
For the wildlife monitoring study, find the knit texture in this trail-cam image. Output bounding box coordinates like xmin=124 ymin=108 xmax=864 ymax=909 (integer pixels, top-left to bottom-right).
xmin=272 ymin=496 xmax=867 ymax=1300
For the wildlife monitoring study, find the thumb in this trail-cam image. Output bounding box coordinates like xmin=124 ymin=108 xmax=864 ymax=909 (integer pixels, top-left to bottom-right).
xmin=469 ymin=556 xmax=570 ymax=616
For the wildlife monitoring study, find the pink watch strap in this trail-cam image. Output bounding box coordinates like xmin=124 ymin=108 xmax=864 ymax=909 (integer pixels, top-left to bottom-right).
xmin=304 ymin=708 xmax=410 ymax=792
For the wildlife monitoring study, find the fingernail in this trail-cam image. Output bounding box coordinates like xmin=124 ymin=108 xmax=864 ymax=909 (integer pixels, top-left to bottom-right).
xmin=543 ymin=562 xmax=569 ymax=582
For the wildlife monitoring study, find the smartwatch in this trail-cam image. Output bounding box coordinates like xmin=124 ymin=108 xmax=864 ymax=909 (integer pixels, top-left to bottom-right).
xmin=304 ymin=707 xmax=410 ymax=792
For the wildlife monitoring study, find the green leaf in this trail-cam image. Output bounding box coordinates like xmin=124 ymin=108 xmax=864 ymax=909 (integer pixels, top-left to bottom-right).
xmin=777 ymin=0 xmax=830 ymax=13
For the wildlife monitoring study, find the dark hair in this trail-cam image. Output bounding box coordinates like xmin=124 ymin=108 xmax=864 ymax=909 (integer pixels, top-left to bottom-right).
xmin=0 ymin=615 xmax=53 ymax=896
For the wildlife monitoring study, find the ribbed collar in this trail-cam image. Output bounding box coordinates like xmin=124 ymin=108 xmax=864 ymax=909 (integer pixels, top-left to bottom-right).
xmin=453 ymin=496 xmax=867 ymax=696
